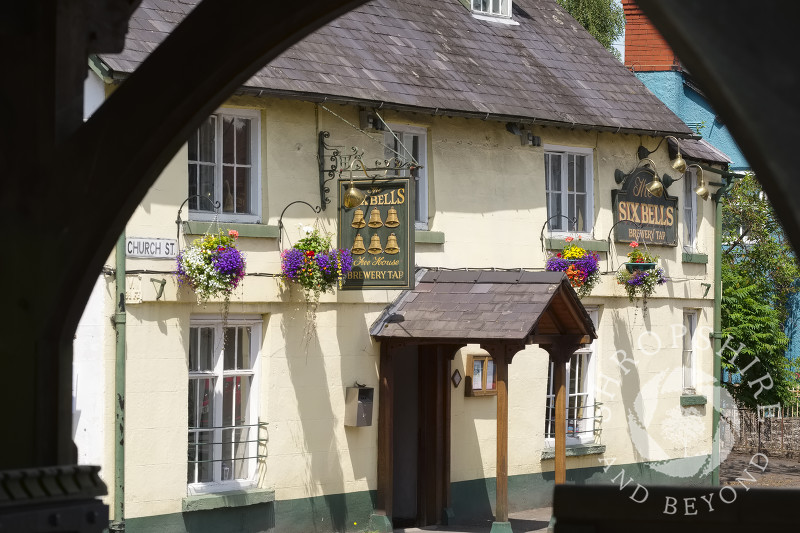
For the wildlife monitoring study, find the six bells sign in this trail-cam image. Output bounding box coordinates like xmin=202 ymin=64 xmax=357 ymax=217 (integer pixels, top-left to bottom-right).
xmin=612 ymin=167 xmax=679 ymax=246
xmin=338 ymin=178 xmax=414 ymax=290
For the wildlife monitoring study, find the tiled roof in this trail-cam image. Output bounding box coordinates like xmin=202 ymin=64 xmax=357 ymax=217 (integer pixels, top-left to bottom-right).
xmin=98 ymin=0 xmax=693 ymax=136
xmin=370 ymin=270 xmax=596 ymax=343
xmin=670 ymin=138 xmax=730 ymax=165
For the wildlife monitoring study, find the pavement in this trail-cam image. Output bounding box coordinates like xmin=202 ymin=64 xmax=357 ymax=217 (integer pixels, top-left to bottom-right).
xmin=392 ymin=507 xmax=553 ymax=533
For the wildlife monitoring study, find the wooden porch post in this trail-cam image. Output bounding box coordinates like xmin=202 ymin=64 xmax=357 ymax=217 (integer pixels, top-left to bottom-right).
xmin=374 ymin=342 xmax=394 ymax=531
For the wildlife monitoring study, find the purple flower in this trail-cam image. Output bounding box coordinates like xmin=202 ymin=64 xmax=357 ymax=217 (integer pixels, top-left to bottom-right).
xmin=281 ymin=248 xmax=306 ymax=280
xmin=213 ymin=247 xmax=246 ymax=288
xmin=546 ymin=256 xmax=570 ymax=272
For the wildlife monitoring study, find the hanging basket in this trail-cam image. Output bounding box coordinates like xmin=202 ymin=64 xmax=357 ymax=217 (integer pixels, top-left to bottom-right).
xmin=625 ymin=262 xmax=657 ymax=273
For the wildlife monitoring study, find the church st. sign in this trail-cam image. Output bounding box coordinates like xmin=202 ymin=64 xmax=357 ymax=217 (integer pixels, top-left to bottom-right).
xmin=611 ymin=167 xmax=678 ymax=246
xmin=338 ymin=178 xmax=414 ymax=290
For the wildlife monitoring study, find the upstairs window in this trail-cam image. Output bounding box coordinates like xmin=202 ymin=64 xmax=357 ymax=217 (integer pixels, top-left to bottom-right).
xmin=683 ymin=166 xmax=698 ymax=252
xmin=544 ymin=145 xmax=594 ymax=234
xmin=188 ymin=108 xmax=261 ymax=223
xmin=471 ymin=0 xmax=512 ymax=18
xmin=384 ymin=125 xmax=429 ymax=230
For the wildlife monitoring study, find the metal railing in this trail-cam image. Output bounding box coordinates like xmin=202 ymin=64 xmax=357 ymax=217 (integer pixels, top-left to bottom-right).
xmin=187 ymin=421 xmax=269 ymax=465
xmin=544 ymin=402 xmax=603 ymax=442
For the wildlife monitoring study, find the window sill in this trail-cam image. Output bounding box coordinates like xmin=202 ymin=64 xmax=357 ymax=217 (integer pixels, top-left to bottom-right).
xmin=183 ymin=221 xmax=279 ymax=239
xmin=682 ymin=252 xmax=708 ymax=264
xmin=541 ymin=443 xmax=606 ymax=460
xmin=545 ymin=238 xmax=608 ymax=253
xmin=415 ymin=230 xmax=445 ymax=244
xmin=680 ymin=394 xmax=707 ymax=407
xmin=182 ymin=488 xmax=275 ymax=512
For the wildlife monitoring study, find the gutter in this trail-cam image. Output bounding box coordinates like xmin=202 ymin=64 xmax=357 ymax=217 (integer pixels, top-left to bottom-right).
xmin=110 ymin=232 xmax=126 ymax=532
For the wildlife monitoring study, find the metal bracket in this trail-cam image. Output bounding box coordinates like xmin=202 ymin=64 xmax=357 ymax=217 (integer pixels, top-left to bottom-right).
xmin=150 ymin=278 xmax=167 ymax=301
xmin=175 ymin=195 xmax=221 ymax=242
xmin=318 ymin=130 xmax=423 ymax=210
xmin=277 ymin=200 xmax=322 ymax=247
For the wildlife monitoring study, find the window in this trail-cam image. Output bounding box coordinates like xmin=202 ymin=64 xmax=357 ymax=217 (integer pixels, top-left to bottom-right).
xmin=384 ymin=126 xmax=428 ymax=229
xmin=683 ymin=311 xmax=697 ymax=393
xmin=188 ymin=318 xmax=261 ymax=493
xmin=188 ymin=108 xmax=261 ymax=223
xmin=471 ymin=0 xmax=512 ymax=17
xmin=544 ymin=309 xmax=598 ymax=444
xmin=544 ymin=145 xmax=594 ymax=234
xmin=465 ymin=353 xmax=497 ymax=396
xmin=683 ymin=167 xmax=698 ymax=252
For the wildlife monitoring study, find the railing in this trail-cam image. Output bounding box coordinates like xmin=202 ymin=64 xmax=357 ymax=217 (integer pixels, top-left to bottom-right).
xmin=187 ymin=421 xmax=269 ymax=465
xmin=544 ymin=402 xmax=603 ymax=442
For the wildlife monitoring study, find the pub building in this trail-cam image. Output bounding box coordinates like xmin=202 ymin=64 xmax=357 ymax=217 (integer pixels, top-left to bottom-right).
xmin=73 ymin=1 xmax=729 ymax=531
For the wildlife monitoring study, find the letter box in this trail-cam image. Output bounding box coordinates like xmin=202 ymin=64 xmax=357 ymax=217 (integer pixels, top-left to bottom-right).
xmin=344 ymin=386 xmax=373 ymax=427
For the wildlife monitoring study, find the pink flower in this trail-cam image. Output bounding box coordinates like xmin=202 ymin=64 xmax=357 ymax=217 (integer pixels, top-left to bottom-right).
xmin=565 ymin=236 xmax=574 ymax=243
xmin=228 ymin=229 xmax=239 ymax=239
xmin=629 ymin=241 xmax=639 ymax=248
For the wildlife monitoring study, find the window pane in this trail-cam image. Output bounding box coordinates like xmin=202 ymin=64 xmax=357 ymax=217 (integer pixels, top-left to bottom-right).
xmin=575 ymin=155 xmax=586 ymax=193
xmin=198 ymin=165 xmax=214 ymax=210
xmin=235 ymin=118 xmax=251 ymax=164
xmin=188 ymin=165 xmax=198 ymax=208
xmin=238 ymin=327 xmax=251 ymax=369
xmin=198 ymin=116 xmax=215 ymax=163
xmin=486 ymin=359 xmax=496 ymax=390
xmin=472 ymin=358 xmax=483 ymax=390
xmin=188 ymin=430 xmax=214 ymax=483
xmin=222 ymin=116 xmax=234 ymax=164
xmin=549 ymin=154 xmax=562 ymax=192
xmin=223 ymin=375 xmax=251 ymax=427
xmin=224 ymin=328 xmax=236 ymax=370
xmin=568 ymin=154 xmax=575 ymax=192
xmin=236 ymin=167 xmax=250 ymax=214
xmin=188 ymin=129 xmax=198 ymax=162
xmin=575 ymin=194 xmax=587 ymax=232
xmin=190 ymin=327 xmax=214 ymax=371
xmin=222 ymin=166 xmax=235 ymax=213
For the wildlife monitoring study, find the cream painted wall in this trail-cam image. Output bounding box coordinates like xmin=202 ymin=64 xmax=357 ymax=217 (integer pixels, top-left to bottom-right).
xmin=98 ymin=95 xmax=716 ymax=517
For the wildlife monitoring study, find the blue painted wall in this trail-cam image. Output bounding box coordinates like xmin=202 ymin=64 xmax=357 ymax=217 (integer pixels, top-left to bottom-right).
xmin=635 ymin=71 xmax=750 ymax=171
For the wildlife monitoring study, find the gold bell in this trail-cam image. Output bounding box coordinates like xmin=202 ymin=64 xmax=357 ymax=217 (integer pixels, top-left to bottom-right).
xmin=351 ymin=234 xmax=366 ymax=255
xmin=385 ymin=233 xmax=400 ymax=254
xmin=385 ymin=207 xmax=400 ymax=228
xmin=351 ymin=208 xmax=366 ymax=229
xmin=368 ymin=207 xmax=383 ymax=228
xmin=368 ymin=234 xmax=383 ymax=255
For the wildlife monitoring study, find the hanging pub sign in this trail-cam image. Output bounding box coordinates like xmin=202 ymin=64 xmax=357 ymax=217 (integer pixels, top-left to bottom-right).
xmin=611 ymin=168 xmax=679 ymax=246
xmin=338 ymin=178 xmax=414 ymax=290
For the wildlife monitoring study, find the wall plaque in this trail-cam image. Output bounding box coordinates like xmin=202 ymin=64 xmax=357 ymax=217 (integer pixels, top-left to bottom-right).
xmin=612 ymin=168 xmax=679 ymax=246
xmin=338 ymin=178 xmax=414 ymax=290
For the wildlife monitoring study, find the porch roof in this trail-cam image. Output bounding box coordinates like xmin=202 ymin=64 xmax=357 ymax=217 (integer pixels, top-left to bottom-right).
xmin=370 ymin=270 xmax=596 ymax=345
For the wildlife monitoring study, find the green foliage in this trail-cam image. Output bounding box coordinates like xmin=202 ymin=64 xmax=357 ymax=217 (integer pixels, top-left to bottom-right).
xmin=557 ymin=0 xmax=626 ymax=60
xmin=720 ymin=173 xmax=800 ymax=406
xmin=721 ymin=265 xmax=793 ymax=408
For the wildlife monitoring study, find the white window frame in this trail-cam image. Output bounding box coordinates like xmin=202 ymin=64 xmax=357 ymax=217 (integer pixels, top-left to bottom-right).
xmin=470 ymin=0 xmax=512 ymax=18
xmin=544 ymin=308 xmax=598 ymax=446
xmin=188 ymin=108 xmax=262 ymax=224
xmin=544 ymin=144 xmax=595 ymax=236
xmin=683 ymin=311 xmax=697 ymax=394
xmin=384 ymin=124 xmax=429 ymax=230
xmin=683 ymin=166 xmax=698 ymax=252
xmin=187 ymin=316 xmax=262 ymax=495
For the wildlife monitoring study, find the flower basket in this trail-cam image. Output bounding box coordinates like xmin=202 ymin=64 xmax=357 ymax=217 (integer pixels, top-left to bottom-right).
xmin=616 ymin=241 xmax=667 ymax=306
xmin=280 ymin=227 xmax=353 ymax=305
xmin=545 ymin=237 xmax=600 ymax=298
xmin=625 ymin=262 xmax=657 ymax=273
xmin=175 ymin=229 xmax=246 ymax=303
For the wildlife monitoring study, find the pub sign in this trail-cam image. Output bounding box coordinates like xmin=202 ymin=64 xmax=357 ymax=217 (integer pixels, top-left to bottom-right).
xmin=611 ymin=167 xmax=679 ymax=246
xmin=338 ymin=178 xmax=414 ymax=290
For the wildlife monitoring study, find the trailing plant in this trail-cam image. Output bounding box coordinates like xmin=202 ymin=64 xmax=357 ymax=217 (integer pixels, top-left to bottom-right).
xmin=280 ymin=227 xmax=353 ymax=305
xmin=616 ymin=242 xmax=667 ymax=305
xmin=545 ymin=236 xmax=600 ymax=298
xmin=176 ymin=229 xmax=246 ymax=303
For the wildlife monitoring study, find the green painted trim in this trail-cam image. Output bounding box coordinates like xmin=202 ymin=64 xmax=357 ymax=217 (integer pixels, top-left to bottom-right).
xmin=681 ymin=394 xmax=708 ymax=407
xmin=415 ymin=230 xmax=445 ymax=244
xmin=458 ymin=0 xmax=471 ymax=9
xmin=682 ymin=252 xmax=709 ymax=264
xmin=545 ymin=238 xmax=608 ymax=252
xmin=182 ymin=489 xmax=275 ymax=512
xmin=369 ymin=513 xmax=392 ymax=532
xmin=540 ymin=443 xmax=606 ymax=460
xmin=88 ymin=54 xmax=113 ymax=83
xmin=182 ymin=221 xmax=279 ymax=239
xmin=490 ymin=521 xmax=513 ymax=533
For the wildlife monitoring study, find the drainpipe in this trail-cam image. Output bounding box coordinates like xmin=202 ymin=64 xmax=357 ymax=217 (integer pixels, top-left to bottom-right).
xmin=110 ymin=232 xmax=126 ymax=532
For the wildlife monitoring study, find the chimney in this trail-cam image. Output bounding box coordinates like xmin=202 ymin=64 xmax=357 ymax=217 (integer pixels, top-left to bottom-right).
xmin=621 ymin=0 xmax=681 ymax=72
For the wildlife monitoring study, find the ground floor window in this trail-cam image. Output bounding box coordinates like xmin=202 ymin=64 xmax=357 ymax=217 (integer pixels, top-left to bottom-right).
xmin=188 ymin=317 xmax=262 ymax=493
xmin=544 ymin=309 xmax=598 ymax=445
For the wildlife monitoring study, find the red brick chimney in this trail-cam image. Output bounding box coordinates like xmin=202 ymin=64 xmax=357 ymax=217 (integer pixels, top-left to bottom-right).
xmin=621 ymin=0 xmax=681 ymax=72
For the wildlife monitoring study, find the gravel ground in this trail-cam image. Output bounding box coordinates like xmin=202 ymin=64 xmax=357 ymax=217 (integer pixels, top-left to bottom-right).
xmin=721 ymin=451 xmax=800 ymax=488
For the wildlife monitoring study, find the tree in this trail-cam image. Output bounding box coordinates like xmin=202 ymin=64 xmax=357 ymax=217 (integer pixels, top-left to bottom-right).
xmin=557 ymin=0 xmax=625 ymax=60
xmin=721 ymin=173 xmax=799 ymax=408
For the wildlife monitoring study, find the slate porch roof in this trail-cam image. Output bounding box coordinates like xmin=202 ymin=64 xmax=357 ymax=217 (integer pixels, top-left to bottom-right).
xmin=370 ymin=270 xmax=596 ymax=344
xmin=669 ymin=137 xmax=731 ymax=165
xmin=98 ymin=0 xmax=693 ymax=136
